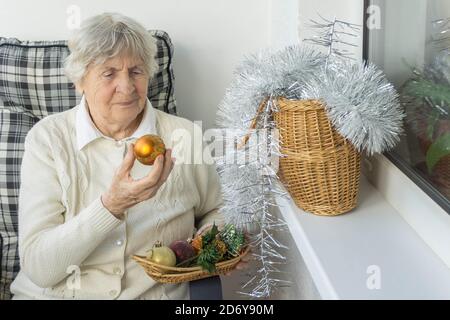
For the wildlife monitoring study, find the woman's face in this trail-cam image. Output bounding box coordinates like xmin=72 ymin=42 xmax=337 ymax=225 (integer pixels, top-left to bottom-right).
xmin=78 ymin=54 xmax=149 ymax=127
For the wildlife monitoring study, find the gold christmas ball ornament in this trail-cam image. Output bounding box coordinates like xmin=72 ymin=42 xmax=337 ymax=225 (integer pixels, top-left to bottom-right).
xmin=134 ymin=134 xmax=166 ymax=165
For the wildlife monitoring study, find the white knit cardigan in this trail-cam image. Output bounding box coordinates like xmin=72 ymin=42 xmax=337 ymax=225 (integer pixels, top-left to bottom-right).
xmin=10 ymin=105 xmax=224 ymax=300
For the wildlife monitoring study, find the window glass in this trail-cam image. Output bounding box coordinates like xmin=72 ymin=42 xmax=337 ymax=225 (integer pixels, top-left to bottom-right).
xmin=366 ymin=0 xmax=450 ymax=207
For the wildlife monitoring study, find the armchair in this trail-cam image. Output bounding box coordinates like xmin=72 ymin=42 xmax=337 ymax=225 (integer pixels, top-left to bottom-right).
xmin=0 ymin=32 xmax=222 ymax=300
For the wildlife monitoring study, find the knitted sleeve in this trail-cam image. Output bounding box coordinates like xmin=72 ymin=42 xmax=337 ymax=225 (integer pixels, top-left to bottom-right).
xmin=17 ymin=123 xmax=122 ymax=288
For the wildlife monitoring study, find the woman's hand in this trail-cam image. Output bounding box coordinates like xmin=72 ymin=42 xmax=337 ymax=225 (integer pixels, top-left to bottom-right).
xmin=101 ymin=143 xmax=174 ymax=219
xmin=224 ymin=254 xmax=251 ymax=276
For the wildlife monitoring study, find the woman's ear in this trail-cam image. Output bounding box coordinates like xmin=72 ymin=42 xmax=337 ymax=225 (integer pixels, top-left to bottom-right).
xmin=75 ymin=81 xmax=84 ymax=95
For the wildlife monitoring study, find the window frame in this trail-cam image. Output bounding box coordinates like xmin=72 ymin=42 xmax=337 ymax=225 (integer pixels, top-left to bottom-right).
xmin=362 ymin=0 xmax=450 ymax=214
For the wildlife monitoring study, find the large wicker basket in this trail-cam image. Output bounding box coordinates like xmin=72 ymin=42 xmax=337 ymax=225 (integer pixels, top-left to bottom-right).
xmin=273 ymin=98 xmax=361 ymax=216
xmin=132 ymin=246 xmax=250 ymax=284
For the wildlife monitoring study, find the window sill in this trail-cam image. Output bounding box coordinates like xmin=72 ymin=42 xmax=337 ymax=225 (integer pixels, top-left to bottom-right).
xmin=275 ymin=175 xmax=450 ymax=299
xmin=363 ymin=154 xmax=450 ymax=269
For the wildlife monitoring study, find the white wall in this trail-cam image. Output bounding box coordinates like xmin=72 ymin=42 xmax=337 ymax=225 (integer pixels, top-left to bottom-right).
xmin=0 ymin=0 xmax=268 ymax=129
xmin=0 ymin=0 xmax=300 ymax=130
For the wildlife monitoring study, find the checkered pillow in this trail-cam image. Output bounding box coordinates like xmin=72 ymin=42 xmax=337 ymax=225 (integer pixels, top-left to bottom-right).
xmin=0 ymin=30 xmax=176 ymax=299
xmin=0 ymin=111 xmax=37 ymax=300
xmin=0 ymin=30 xmax=176 ymax=115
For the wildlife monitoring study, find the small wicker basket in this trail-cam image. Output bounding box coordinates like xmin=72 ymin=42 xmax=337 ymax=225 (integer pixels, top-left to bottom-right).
xmin=273 ymin=98 xmax=361 ymax=216
xmin=132 ymin=246 xmax=250 ymax=284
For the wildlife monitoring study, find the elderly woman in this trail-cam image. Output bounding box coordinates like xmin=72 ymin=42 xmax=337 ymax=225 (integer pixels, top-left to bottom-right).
xmin=10 ymin=13 xmax=246 ymax=300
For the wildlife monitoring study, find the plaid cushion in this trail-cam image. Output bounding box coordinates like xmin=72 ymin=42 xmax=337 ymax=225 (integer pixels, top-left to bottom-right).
xmin=0 ymin=30 xmax=176 ymax=299
xmin=0 ymin=30 xmax=176 ymax=115
xmin=0 ymin=110 xmax=35 ymax=300
xmin=149 ymin=30 xmax=177 ymax=115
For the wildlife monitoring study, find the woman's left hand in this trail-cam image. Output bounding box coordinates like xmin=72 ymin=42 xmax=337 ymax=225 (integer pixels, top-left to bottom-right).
xmin=223 ymin=253 xmax=251 ymax=276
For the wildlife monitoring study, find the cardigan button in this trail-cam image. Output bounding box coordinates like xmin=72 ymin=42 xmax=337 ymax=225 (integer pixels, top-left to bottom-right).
xmin=115 ymin=239 xmax=124 ymax=246
xmin=109 ymin=290 xmax=118 ymax=297
xmin=113 ymin=267 xmax=122 ymax=275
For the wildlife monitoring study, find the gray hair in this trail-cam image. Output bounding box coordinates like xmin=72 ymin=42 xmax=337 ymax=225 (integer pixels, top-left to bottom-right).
xmin=64 ymin=12 xmax=157 ymax=84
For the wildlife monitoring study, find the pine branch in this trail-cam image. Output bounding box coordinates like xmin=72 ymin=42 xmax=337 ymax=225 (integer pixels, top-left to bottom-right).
xmin=197 ymin=243 xmax=221 ymax=273
xmin=202 ymin=223 xmax=219 ymax=246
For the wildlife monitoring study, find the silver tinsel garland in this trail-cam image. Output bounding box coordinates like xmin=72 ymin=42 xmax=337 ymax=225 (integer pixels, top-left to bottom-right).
xmin=305 ymin=14 xmax=361 ymax=63
xmin=214 ymin=17 xmax=404 ymax=298
xmin=295 ymin=60 xmax=404 ymax=155
xmin=217 ymin=46 xmax=325 ymax=130
xmin=215 ymin=47 xmax=323 ymax=298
